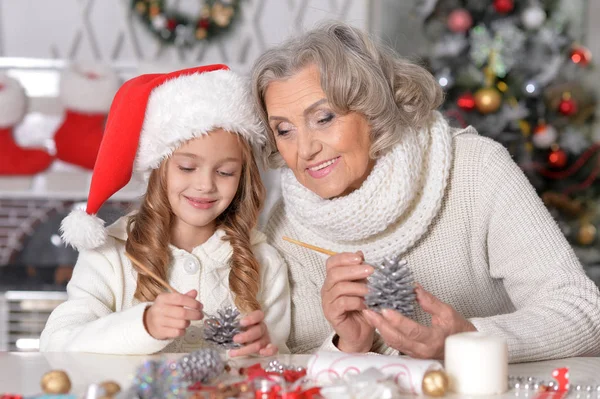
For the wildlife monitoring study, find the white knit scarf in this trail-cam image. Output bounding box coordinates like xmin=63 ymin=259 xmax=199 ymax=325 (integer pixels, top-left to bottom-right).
xmin=281 ymin=112 xmax=454 ymax=263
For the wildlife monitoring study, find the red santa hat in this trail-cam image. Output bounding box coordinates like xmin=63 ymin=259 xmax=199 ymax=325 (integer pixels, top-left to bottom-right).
xmin=60 ymin=64 xmax=264 ymax=251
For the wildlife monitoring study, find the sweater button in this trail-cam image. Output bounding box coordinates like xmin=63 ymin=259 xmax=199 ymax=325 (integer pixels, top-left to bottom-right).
xmin=183 ymin=256 xmax=200 ymax=274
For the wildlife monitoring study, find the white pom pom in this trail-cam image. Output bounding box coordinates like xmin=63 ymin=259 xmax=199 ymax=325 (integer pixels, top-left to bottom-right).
xmin=60 ymin=209 xmax=107 ymax=251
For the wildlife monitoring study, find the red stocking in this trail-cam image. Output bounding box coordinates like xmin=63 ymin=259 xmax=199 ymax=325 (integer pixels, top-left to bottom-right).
xmin=53 ymin=63 xmax=120 ymax=170
xmin=0 ymin=76 xmax=53 ymax=175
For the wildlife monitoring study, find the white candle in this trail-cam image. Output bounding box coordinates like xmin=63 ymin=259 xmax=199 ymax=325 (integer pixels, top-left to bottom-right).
xmin=445 ymin=332 xmax=508 ymax=395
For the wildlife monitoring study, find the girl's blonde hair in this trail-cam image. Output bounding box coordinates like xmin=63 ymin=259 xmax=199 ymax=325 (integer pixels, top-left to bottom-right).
xmin=126 ymin=136 xmax=265 ymax=313
xmin=251 ymin=21 xmax=443 ymax=168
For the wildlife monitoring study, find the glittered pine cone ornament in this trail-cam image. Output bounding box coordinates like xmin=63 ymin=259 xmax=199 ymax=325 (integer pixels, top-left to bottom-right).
xmin=365 ymin=256 xmax=416 ymax=316
xmin=203 ymin=306 xmax=242 ymax=349
xmin=177 ymin=347 xmax=224 ymax=384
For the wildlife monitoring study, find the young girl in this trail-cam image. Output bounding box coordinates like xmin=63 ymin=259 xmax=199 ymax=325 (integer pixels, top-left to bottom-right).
xmin=40 ymin=64 xmax=290 ymax=356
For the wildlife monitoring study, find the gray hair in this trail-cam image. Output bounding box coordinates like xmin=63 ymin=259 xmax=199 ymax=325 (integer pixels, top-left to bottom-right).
xmin=251 ymin=21 xmax=443 ymax=169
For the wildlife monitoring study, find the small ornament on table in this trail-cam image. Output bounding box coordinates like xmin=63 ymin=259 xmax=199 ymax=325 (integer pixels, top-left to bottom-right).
xmin=521 ymin=3 xmax=546 ymax=30
xmin=264 ymin=360 xmax=307 ymax=383
xmin=177 ymin=348 xmax=224 ymax=384
xmin=570 ymin=45 xmax=592 ymax=67
xmin=532 ymin=123 xmax=558 ymax=149
xmin=457 ymin=93 xmax=476 ymax=111
xmin=203 ymin=306 xmax=242 ymax=349
xmin=494 ymin=0 xmax=514 ymax=14
xmin=40 ymin=370 xmax=72 ymax=394
xmin=365 ymin=256 xmax=415 ymax=317
xmin=558 ymin=92 xmax=578 ymax=116
xmin=447 ymin=9 xmax=473 ymax=33
xmin=474 ymin=87 xmax=502 ymax=114
xmin=422 ymin=370 xmax=449 ymax=397
xmin=548 ymin=146 xmax=568 ymax=168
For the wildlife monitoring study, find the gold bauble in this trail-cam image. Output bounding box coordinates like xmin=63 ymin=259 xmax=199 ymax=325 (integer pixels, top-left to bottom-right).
xmin=474 ymin=87 xmax=502 ymax=114
xmin=212 ymin=4 xmax=233 ymax=27
xmin=422 ymin=369 xmax=448 ymax=397
xmin=100 ymin=381 xmax=121 ymax=396
xmin=577 ymin=223 xmax=597 ymax=246
xmin=41 ymin=370 xmax=72 ymax=394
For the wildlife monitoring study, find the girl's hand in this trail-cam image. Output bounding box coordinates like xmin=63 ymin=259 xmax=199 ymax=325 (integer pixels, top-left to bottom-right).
xmin=143 ymin=289 xmax=203 ymax=340
xmin=363 ymin=284 xmax=477 ymax=359
xmin=321 ymin=252 xmax=375 ymax=353
xmin=229 ymin=310 xmax=278 ymax=357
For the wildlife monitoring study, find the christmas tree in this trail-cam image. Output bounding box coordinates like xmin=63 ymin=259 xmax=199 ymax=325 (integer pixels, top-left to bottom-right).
xmin=417 ymin=0 xmax=599 ymax=266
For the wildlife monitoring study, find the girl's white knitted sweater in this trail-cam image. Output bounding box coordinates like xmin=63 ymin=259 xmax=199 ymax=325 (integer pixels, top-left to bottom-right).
xmin=264 ymin=113 xmax=600 ymax=362
xmin=40 ymin=216 xmax=290 ymax=354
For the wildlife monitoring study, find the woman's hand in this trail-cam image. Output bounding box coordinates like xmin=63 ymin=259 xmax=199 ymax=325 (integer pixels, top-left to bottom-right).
xmin=144 ymin=289 xmax=203 ymax=340
xmin=363 ymin=284 xmax=477 ymax=359
xmin=229 ymin=310 xmax=278 ymax=357
xmin=321 ymin=252 xmax=375 ymax=353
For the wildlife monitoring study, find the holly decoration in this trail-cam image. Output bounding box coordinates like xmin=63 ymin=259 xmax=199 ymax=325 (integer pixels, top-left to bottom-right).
xmin=131 ymin=0 xmax=240 ymax=47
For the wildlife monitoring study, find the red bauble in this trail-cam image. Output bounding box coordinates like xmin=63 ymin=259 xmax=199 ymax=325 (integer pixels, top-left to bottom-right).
xmin=457 ymin=93 xmax=476 ymax=111
xmin=447 ymin=9 xmax=473 ymax=33
xmin=558 ymin=94 xmax=578 ymax=116
xmin=570 ymin=46 xmax=592 ymax=66
xmin=548 ymin=149 xmax=568 ymax=168
xmin=167 ymin=19 xmax=177 ymax=31
xmin=494 ymin=0 xmax=514 ymax=14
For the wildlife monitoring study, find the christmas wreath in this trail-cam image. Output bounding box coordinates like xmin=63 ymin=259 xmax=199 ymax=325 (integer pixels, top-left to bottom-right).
xmin=131 ymin=0 xmax=240 ymax=47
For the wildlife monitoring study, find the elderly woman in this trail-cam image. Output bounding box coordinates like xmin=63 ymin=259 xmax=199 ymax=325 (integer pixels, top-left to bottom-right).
xmin=251 ymin=22 xmax=600 ymax=362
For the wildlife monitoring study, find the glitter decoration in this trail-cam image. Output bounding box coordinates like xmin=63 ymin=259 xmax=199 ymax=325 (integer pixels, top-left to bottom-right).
xmin=203 ymin=306 xmax=242 ymax=349
xmin=264 ymin=359 xmax=306 ymax=374
xmin=365 ymin=256 xmax=415 ymax=316
xmin=177 ymin=348 xmax=225 ymax=384
xmin=132 ymin=359 xmax=186 ymax=399
xmin=509 ymin=376 xmax=600 ymax=394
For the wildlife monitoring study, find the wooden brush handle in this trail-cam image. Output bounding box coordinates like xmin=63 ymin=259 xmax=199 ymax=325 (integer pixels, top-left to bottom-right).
xmin=282 ymin=236 xmax=337 ymax=256
xmin=125 ymin=252 xmax=179 ymax=294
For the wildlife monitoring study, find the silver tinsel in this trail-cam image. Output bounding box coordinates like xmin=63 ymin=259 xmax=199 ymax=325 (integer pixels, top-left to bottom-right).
xmin=203 ymin=306 xmax=242 ymax=349
xmin=177 ymin=348 xmax=224 ymax=384
xmin=469 ymin=21 xmax=526 ymax=77
xmin=132 ymin=359 xmax=185 ymax=399
xmin=365 ymin=257 xmax=415 ymax=316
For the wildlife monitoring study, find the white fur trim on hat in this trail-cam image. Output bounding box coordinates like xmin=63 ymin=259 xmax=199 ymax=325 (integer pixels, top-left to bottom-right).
xmin=60 ymin=63 xmax=121 ymax=113
xmin=60 ymin=209 xmax=107 ymax=251
xmin=0 ymin=75 xmax=27 ymax=128
xmin=135 ymin=69 xmax=265 ymax=172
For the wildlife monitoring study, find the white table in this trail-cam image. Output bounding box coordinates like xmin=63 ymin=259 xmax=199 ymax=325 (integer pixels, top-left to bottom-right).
xmin=0 ymin=353 xmax=598 ymax=398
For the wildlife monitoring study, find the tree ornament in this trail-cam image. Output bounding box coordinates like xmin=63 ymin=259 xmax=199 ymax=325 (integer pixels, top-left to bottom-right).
xmin=436 ymin=68 xmax=454 ymax=89
xmin=41 ymin=370 xmax=72 ymax=394
xmin=548 ymin=148 xmax=568 ymax=168
xmin=577 ymin=223 xmax=597 ymax=246
xmin=457 ymin=93 xmax=476 ymax=111
xmin=447 ymin=9 xmax=473 ymax=33
xmin=100 ymin=381 xmax=121 ymax=397
xmin=558 ymin=92 xmax=578 ymax=116
xmin=532 ymin=123 xmax=558 ymax=148
xmin=494 ymin=0 xmax=514 ymax=14
xmin=523 ymin=79 xmax=541 ymax=97
xmin=365 ymin=256 xmax=415 ymax=316
xmin=474 ymin=87 xmax=502 ymax=114
xmin=570 ymin=45 xmax=592 ymax=66
xmin=422 ymin=370 xmax=449 ymax=397
xmin=177 ymin=348 xmax=224 ymax=384
xmin=521 ymin=5 xmax=546 ymax=30
xmin=203 ymin=306 xmax=242 ymax=348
